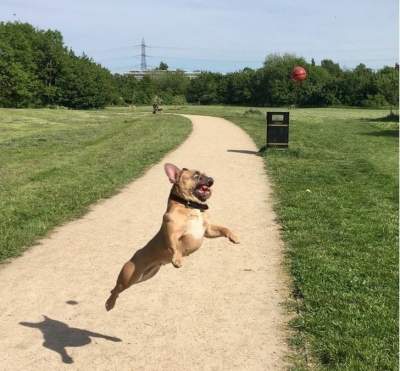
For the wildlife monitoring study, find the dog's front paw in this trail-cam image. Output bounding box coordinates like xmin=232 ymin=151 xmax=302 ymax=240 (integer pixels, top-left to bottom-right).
xmin=172 ymin=256 xmax=183 ymax=268
xmin=227 ymin=232 xmax=240 ymax=244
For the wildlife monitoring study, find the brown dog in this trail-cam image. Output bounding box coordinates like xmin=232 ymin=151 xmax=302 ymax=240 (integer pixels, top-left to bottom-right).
xmin=105 ymin=163 xmax=239 ymax=311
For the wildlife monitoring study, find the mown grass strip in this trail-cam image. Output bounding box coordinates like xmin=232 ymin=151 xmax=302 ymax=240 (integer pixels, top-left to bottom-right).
xmin=228 ymin=109 xmax=398 ymax=370
xmin=0 ymin=108 xmax=191 ymax=261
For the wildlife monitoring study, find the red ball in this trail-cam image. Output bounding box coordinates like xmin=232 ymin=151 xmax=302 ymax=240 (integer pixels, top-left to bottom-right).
xmin=292 ymin=66 xmax=307 ymax=81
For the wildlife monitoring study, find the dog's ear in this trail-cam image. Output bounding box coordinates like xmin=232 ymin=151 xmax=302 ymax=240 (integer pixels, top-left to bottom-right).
xmin=164 ymin=163 xmax=181 ymax=184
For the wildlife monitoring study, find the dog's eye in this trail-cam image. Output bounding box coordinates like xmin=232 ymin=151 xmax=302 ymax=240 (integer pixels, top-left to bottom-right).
xmin=193 ymin=174 xmax=199 ymax=180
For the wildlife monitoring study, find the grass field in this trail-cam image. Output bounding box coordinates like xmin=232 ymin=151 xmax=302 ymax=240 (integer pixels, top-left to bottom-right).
xmin=1 ymin=105 xmax=397 ymax=369
xmin=165 ymin=105 xmax=399 ymax=370
xmin=0 ymin=107 xmax=191 ymax=262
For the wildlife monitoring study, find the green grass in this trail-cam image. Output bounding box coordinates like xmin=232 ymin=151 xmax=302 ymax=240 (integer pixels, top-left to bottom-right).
xmin=1 ymin=104 xmax=398 ymax=369
xmin=0 ymin=107 xmax=191 ymax=261
xmin=165 ymin=105 xmax=399 ymax=370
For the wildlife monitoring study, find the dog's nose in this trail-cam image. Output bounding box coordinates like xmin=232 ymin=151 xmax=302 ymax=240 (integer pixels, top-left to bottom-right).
xmin=207 ymin=177 xmax=214 ymax=187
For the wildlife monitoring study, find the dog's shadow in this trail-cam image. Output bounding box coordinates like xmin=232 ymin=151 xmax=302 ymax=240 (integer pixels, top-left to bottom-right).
xmin=20 ymin=315 xmax=121 ymax=364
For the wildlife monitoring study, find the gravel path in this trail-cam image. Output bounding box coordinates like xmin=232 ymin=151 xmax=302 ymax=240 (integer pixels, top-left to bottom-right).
xmin=0 ymin=115 xmax=290 ymax=370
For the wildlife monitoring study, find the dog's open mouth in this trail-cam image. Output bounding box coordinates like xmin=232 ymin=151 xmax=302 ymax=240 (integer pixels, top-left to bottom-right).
xmin=194 ymin=184 xmax=211 ymax=202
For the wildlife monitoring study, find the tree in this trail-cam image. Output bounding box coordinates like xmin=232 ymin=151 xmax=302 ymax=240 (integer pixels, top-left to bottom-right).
xmin=223 ymin=69 xmax=254 ymax=105
xmin=33 ymin=29 xmax=66 ymax=105
xmin=186 ymin=72 xmax=224 ymax=104
xmin=261 ymin=54 xmax=307 ymax=106
xmin=1 ymin=21 xmax=397 ymax=110
xmin=113 ymin=73 xmax=139 ymax=104
xmin=0 ymin=22 xmax=40 ymax=106
xmin=297 ymin=64 xmax=338 ymax=106
xmin=321 ymin=59 xmax=342 ymax=77
xmin=376 ymin=66 xmax=399 ymax=113
xmin=0 ymin=21 xmax=118 ymax=109
xmin=57 ymin=53 xmax=117 ymax=109
xmin=0 ymin=58 xmax=35 ymax=107
xmin=158 ymin=61 xmax=168 ymax=70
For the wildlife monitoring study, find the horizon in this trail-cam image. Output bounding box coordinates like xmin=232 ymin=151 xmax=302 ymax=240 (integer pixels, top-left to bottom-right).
xmin=0 ymin=0 xmax=398 ymax=73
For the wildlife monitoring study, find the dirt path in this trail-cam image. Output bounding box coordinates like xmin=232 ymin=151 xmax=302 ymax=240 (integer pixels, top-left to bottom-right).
xmin=0 ymin=115 xmax=290 ymax=371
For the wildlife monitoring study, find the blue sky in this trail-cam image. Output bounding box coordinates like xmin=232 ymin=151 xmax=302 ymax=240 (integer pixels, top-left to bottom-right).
xmin=0 ymin=0 xmax=398 ymax=73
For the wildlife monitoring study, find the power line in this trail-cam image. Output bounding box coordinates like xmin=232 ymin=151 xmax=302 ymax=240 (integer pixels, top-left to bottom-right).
xmin=85 ymin=42 xmax=396 ymax=56
xmin=87 ymin=39 xmax=398 ymax=73
xmin=145 ymin=54 xmax=263 ymax=64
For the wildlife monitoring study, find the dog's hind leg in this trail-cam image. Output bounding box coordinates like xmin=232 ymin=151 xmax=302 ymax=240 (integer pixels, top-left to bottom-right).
xmin=105 ymin=260 xmax=141 ymax=311
xmin=140 ymin=264 xmax=161 ymax=282
xmin=105 ymin=256 xmax=162 ymax=311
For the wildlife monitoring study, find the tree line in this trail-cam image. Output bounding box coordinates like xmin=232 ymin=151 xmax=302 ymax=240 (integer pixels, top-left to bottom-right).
xmin=121 ymin=56 xmax=398 ymax=109
xmin=0 ymin=22 xmax=398 ymax=109
xmin=0 ymin=22 xmax=116 ymax=108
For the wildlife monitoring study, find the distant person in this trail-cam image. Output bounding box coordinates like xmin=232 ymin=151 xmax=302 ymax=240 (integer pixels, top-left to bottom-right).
xmin=152 ymin=96 xmax=163 ymax=114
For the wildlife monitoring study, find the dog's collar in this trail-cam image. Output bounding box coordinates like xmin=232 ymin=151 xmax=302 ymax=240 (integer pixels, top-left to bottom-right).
xmin=169 ymin=193 xmax=208 ymax=211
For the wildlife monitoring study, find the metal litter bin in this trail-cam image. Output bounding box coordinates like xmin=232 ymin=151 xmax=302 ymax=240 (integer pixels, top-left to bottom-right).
xmin=266 ymin=112 xmax=289 ymax=148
